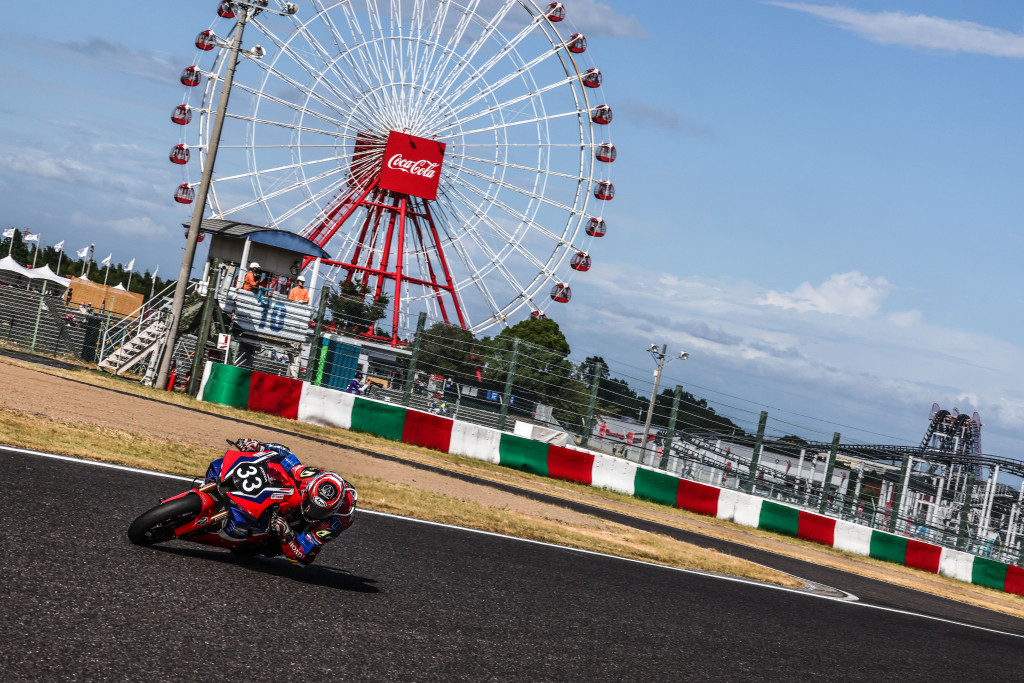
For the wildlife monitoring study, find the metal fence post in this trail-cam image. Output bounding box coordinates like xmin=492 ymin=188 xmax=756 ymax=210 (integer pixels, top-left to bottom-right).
xmin=188 ymin=261 xmax=221 ymax=396
xmin=579 ymin=362 xmax=601 ymax=449
xmin=402 ymin=311 xmax=427 ymax=406
xmin=97 ymin=307 xmax=113 ymax=365
xmin=890 ymin=453 xmax=912 ymax=532
xmin=305 ymin=283 xmax=331 ymax=384
xmin=957 ymin=472 xmax=975 ymax=551
xmin=660 ymin=385 xmax=683 ymax=471
xmin=844 ymin=467 xmax=860 ymax=517
xmin=745 ymin=411 xmax=768 ymax=493
xmin=819 ymin=432 xmax=840 ymax=514
xmin=31 ymin=282 xmax=48 ymax=351
xmin=497 ymin=337 xmax=520 ymax=431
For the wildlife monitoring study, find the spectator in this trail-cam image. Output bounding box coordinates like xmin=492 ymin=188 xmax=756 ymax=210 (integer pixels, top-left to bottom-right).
xmin=346 ymin=372 xmax=364 ymax=394
xmin=288 ymin=275 xmax=310 ymax=303
xmin=243 ymin=262 xmax=261 ymax=291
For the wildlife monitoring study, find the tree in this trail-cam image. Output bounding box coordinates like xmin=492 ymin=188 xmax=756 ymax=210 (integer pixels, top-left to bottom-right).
xmin=766 ymin=435 xmax=811 ymax=458
xmin=578 ymin=355 xmax=610 ymax=387
xmin=646 ymin=386 xmax=743 ymax=437
xmin=599 ymin=376 xmax=643 ymax=419
xmin=576 ymin=356 xmax=649 ymax=418
xmin=484 ymin=316 xmax=586 ymax=425
xmin=415 ymin=321 xmax=480 ymax=383
xmin=327 ymin=280 xmax=390 ymax=333
xmin=2 ymin=229 xmax=30 ymax=264
xmin=0 ymin=231 xmax=169 ymax=300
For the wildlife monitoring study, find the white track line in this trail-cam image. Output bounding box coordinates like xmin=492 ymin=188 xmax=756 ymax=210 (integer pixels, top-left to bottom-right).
xmin=5 ymin=445 xmax=1024 ymax=640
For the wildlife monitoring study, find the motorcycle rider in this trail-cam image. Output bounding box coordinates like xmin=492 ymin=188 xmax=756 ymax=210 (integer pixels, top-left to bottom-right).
xmin=205 ymin=438 xmax=357 ymax=564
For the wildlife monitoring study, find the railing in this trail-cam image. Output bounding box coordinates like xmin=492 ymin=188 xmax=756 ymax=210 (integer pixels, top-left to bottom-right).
xmin=0 ymin=285 xmax=107 ymax=363
xmin=94 ymin=280 xmax=194 ymax=379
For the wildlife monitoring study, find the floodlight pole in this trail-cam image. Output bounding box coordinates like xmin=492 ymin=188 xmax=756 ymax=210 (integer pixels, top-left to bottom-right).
xmin=640 ymin=345 xmax=688 ymax=464
xmin=156 ymin=12 xmax=251 ymax=390
xmin=640 ymin=345 xmax=667 ymax=463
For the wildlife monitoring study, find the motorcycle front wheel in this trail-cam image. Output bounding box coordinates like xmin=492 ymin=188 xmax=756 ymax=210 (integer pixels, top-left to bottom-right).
xmin=127 ymin=494 xmax=202 ymax=545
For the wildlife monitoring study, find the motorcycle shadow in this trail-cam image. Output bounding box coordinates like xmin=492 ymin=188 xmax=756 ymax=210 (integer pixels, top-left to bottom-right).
xmin=149 ymin=544 xmax=380 ymax=593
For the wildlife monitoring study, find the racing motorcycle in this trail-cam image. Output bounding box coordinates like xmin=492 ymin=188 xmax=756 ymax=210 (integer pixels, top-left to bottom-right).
xmin=127 ymin=440 xmax=298 ymax=555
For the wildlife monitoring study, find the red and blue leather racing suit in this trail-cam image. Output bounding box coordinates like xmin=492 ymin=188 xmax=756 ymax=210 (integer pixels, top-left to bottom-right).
xmin=204 ymin=442 xmax=356 ymax=564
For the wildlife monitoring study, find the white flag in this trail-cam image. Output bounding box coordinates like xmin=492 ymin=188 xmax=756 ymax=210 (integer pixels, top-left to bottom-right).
xmin=54 ymin=240 xmax=65 ymax=253
xmin=125 ymin=258 xmax=135 ymax=272
xmin=2 ymin=228 xmax=14 ymax=239
xmin=76 ymin=246 xmax=89 ymax=258
xmin=101 ymin=254 xmax=112 ymax=267
xmin=23 ymin=232 xmax=39 ymax=242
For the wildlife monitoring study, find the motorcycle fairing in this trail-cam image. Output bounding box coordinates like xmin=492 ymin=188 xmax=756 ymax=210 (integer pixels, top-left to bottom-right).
xmin=219 ymin=450 xmax=297 ymax=520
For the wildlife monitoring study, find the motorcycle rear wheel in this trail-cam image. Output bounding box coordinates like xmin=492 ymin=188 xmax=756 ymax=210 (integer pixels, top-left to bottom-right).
xmin=127 ymin=494 xmax=202 ymax=545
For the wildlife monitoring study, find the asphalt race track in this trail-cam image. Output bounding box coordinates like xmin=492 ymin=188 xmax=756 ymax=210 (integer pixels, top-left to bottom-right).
xmin=2 ymin=450 xmax=1023 ymax=681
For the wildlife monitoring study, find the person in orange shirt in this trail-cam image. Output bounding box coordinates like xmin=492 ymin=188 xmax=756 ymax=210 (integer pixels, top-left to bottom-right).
xmin=243 ymin=262 xmax=261 ymax=291
xmin=288 ymin=275 xmax=310 ymax=303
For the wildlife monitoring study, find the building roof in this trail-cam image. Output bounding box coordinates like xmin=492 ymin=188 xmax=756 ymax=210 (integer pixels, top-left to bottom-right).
xmin=191 ymin=219 xmax=329 ymax=259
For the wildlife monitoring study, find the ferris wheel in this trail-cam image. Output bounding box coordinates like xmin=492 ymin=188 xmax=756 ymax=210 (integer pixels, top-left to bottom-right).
xmin=171 ymin=0 xmax=615 ymax=341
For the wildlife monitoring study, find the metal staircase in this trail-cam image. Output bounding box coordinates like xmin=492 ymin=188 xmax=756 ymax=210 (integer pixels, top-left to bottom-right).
xmin=96 ymin=280 xmax=200 ymax=379
xmin=98 ymin=313 xmax=170 ymax=376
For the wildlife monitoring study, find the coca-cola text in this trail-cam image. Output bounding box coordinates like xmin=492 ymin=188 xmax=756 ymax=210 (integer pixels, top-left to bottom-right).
xmin=387 ymin=154 xmax=440 ymax=179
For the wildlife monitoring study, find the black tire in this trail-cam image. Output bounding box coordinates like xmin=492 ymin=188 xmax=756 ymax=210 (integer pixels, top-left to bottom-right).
xmin=127 ymin=494 xmax=202 ymax=546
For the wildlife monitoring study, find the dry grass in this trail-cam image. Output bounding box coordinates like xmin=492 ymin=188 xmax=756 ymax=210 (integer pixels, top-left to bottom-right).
xmin=0 ymin=402 xmax=798 ymax=587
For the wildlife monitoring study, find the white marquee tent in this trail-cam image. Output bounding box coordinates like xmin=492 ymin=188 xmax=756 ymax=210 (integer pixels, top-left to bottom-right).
xmin=0 ymin=255 xmax=71 ymax=292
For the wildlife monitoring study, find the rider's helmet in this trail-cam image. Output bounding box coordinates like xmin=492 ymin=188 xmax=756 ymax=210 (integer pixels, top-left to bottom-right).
xmin=301 ymin=472 xmax=347 ymax=521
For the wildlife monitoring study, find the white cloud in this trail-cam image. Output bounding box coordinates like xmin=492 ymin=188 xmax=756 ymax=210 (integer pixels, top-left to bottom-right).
xmin=481 ymin=0 xmax=647 ymax=39
xmin=107 ymin=216 xmax=169 ymax=238
xmin=0 ymin=153 xmax=94 ymax=185
xmin=558 ymin=261 xmax=1024 ymax=453
xmin=562 ymin=0 xmax=648 ymax=39
xmin=0 ymin=140 xmax=176 ymax=202
xmin=769 ymin=2 xmax=1024 ymax=57
xmin=759 ymin=271 xmax=890 ymax=317
xmin=886 ymin=310 xmax=922 ymax=327
xmin=69 ymin=212 xmax=172 ymax=241
xmin=619 ymin=99 xmax=718 ymax=139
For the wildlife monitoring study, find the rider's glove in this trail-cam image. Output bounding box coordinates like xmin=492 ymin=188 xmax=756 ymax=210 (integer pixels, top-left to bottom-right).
xmin=236 ymin=438 xmax=262 ymax=452
xmin=269 ymin=512 xmax=294 ymax=541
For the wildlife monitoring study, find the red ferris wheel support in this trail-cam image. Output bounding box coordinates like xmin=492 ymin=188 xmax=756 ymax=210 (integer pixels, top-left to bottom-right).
xmin=302 ymin=131 xmax=466 ymax=346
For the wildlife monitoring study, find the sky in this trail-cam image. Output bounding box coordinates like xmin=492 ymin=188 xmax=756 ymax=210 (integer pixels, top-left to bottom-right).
xmin=1 ymin=1 xmax=1022 ymax=459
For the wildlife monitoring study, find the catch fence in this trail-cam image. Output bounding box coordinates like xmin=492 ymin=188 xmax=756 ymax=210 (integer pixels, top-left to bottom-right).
xmin=2 ymin=284 xmax=1021 ymax=568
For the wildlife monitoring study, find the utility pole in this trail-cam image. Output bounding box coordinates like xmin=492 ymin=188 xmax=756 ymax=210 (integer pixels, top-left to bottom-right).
xmin=640 ymin=344 xmax=689 ymax=465
xmin=156 ymin=1 xmax=297 ymax=390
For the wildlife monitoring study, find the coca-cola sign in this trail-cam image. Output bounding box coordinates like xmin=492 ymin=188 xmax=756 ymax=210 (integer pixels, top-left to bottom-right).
xmin=386 ymin=154 xmax=440 ymax=178
xmin=379 ymin=131 xmax=446 ymax=200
